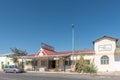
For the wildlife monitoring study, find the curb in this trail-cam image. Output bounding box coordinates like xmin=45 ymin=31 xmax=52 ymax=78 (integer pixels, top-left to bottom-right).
xmin=26 ymin=71 xmax=97 ymax=75
xmin=26 ymin=71 xmax=120 ymax=76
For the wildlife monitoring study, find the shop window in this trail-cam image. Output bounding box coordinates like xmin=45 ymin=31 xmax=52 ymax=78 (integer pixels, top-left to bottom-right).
xmin=65 ymin=60 xmax=71 ymax=66
xmin=32 ymin=60 xmax=38 ymax=66
xmin=41 ymin=61 xmax=46 ymax=66
xmin=101 ymin=55 xmax=109 ymax=65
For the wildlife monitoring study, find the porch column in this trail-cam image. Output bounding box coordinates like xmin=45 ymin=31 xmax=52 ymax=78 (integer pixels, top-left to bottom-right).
xmin=47 ymin=57 xmax=49 ymax=71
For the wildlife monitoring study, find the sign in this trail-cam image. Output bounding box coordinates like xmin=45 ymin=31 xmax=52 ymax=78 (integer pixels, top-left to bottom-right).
xmin=54 ymin=57 xmax=59 ymax=60
xmin=41 ymin=43 xmax=54 ymax=51
xmin=98 ymin=44 xmax=112 ymax=51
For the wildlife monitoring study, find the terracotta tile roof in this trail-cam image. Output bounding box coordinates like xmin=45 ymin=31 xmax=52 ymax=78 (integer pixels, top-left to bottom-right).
xmin=56 ymin=51 xmax=71 ymax=54
xmin=34 ymin=48 xmax=94 ymax=57
xmin=57 ymin=49 xmax=94 ymax=55
xmin=43 ymin=49 xmax=57 ymax=55
xmin=27 ymin=54 xmax=35 ymax=56
xmin=35 ymin=51 xmax=40 ymax=56
xmin=75 ymin=49 xmax=94 ymax=55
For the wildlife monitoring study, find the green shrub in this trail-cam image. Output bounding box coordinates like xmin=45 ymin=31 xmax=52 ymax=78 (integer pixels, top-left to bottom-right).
xmin=88 ymin=63 xmax=97 ymax=73
xmin=75 ymin=55 xmax=97 ymax=73
xmin=26 ymin=61 xmax=32 ymax=65
xmin=75 ymin=62 xmax=82 ymax=72
xmin=55 ymin=60 xmax=59 ymax=72
xmin=83 ymin=63 xmax=97 ymax=73
xmin=2 ymin=64 xmax=4 ymax=69
xmin=75 ymin=56 xmax=87 ymax=73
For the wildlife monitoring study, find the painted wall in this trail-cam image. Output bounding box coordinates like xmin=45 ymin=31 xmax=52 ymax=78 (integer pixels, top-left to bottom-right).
xmin=114 ymin=53 xmax=120 ymax=71
xmin=70 ymin=55 xmax=94 ymax=64
xmin=0 ymin=56 xmax=14 ymax=70
xmin=94 ymin=38 xmax=116 ymax=72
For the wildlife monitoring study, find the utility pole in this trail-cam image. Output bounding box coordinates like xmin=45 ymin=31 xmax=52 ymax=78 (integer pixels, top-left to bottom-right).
xmin=71 ymin=24 xmax=75 ymax=71
xmin=72 ymin=24 xmax=74 ymax=55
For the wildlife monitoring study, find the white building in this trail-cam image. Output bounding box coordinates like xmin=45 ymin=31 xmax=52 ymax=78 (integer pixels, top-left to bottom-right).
xmin=1 ymin=36 xmax=120 ymax=72
xmin=94 ymin=36 xmax=120 ymax=72
xmin=25 ymin=36 xmax=120 ymax=72
xmin=71 ymin=36 xmax=120 ymax=72
xmin=0 ymin=54 xmax=14 ymax=70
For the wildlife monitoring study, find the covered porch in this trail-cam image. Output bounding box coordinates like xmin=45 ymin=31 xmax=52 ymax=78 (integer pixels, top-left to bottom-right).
xmin=21 ymin=50 xmax=71 ymax=72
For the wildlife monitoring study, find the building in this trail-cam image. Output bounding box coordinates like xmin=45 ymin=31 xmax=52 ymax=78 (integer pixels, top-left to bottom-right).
xmin=1 ymin=35 xmax=120 ymax=72
xmin=27 ymin=36 xmax=120 ymax=72
xmin=94 ymin=36 xmax=119 ymax=72
xmin=0 ymin=54 xmax=14 ymax=70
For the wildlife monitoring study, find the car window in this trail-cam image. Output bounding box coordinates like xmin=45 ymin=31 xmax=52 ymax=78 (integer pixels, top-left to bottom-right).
xmin=10 ymin=66 xmax=13 ymax=68
xmin=5 ymin=66 xmax=8 ymax=68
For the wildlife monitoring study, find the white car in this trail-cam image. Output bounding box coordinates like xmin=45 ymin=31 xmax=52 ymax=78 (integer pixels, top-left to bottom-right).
xmin=4 ymin=65 xmax=24 ymax=73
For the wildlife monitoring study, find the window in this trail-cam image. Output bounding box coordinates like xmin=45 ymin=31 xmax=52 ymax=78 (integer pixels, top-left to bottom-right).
xmin=5 ymin=66 xmax=8 ymax=68
xmin=65 ymin=60 xmax=70 ymax=66
xmin=65 ymin=59 xmax=72 ymax=66
xmin=41 ymin=61 xmax=46 ymax=66
xmin=101 ymin=55 xmax=109 ymax=65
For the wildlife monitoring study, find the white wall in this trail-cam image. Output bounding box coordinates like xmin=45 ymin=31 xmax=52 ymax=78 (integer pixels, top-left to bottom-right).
xmin=0 ymin=56 xmax=14 ymax=70
xmin=94 ymin=38 xmax=116 ymax=72
xmin=70 ymin=54 xmax=94 ymax=63
xmin=94 ymin=39 xmax=116 ymax=54
xmin=114 ymin=53 xmax=120 ymax=71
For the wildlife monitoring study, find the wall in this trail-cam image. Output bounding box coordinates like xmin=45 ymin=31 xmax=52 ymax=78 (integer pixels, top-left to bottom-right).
xmin=0 ymin=56 xmax=14 ymax=70
xmin=114 ymin=53 xmax=120 ymax=71
xmin=94 ymin=38 xmax=116 ymax=72
xmin=70 ymin=54 xmax=94 ymax=64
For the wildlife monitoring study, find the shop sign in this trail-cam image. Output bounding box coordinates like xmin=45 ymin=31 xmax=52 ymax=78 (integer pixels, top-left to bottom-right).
xmin=41 ymin=43 xmax=54 ymax=51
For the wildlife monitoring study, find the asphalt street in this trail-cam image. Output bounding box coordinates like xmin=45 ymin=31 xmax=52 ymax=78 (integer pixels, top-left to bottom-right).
xmin=0 ymin=72 xmax=120 ymax=80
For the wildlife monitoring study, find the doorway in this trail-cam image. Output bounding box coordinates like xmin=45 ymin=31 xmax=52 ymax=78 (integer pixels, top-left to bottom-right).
xmin=48 ymin=60 xmax=56 ymax=69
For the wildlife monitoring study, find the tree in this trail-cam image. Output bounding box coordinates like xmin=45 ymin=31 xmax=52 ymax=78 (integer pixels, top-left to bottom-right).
xmin=11 ymin=48 xmax=27 ymax=56
xmin=116 ymin=40 xmax=120 ymax=51
xmin=10 ymin=48 xmax=28 ymax=67
xmin=75 ymin=55 xmax=88 ymax=73
xmin=117 ymin=40 xmax=120 ymax=47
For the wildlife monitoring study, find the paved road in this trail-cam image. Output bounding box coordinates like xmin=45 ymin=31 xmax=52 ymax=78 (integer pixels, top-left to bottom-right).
xmin=0 ymin=72 xmax=120 ymax=80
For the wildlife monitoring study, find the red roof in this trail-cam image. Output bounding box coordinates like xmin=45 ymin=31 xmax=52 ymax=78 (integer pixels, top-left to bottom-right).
xmin=57 ymin=49 xmax=94 ymax=55
xmin=35 ymin=50 xmax=40 ymax=56
xmin=27 ymin=54 xmax=35 ymax=56
xmin=33 ymin=48 xmax=94 ymax=57
xmin=75 ymin=49 xmax=94 ymax=54
xmin=43 ymin=49 xmax=57 ymax=55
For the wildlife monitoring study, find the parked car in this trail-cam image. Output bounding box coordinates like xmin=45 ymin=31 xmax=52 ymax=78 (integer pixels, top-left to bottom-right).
xmin=3 ymin=65 xmax=24 ymax=73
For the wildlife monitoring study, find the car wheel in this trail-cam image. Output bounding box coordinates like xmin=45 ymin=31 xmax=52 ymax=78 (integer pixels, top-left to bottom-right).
xmin=4 ymin=70 xmax=7 ymax=73
xmin=13 ymin=70 xmax=17 ymax=73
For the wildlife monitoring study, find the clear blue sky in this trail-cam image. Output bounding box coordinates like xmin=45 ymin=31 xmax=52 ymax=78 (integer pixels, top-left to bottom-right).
xmin=0 ymin=0 xmax=120 ymax=54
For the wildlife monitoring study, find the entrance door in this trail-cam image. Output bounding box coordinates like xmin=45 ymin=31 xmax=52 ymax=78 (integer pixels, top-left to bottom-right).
xmin=48 ymin=60 xmax=56 ymax=69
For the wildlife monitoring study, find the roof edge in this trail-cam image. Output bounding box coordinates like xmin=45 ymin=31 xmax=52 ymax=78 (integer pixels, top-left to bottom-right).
xmin=93 ymin=35 xmax=118 ymax=44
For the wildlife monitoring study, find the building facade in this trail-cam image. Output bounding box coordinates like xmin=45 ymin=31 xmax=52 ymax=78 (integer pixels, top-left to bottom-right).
xmin=0 ymin=54 xmax=14 ymax=70
xmin=1 ymin=36 xmax=120 ymax=72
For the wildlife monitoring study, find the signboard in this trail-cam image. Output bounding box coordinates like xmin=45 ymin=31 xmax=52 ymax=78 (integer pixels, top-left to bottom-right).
xmin=54 ymin=57 xmax=59 ymax=60
xmin=98 ymin=44 xmax=112 ymax=51
xmin=41 ymin=43 xmax=54 ymax=51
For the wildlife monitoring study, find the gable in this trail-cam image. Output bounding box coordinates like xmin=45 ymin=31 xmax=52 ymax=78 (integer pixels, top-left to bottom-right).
xmin=94 ymin=36 xmax=117 ymax=54
xmin=93 ymin=36 xmax=118 ymax=44
xmin=35 ymin=49 xmax=47 ymax=57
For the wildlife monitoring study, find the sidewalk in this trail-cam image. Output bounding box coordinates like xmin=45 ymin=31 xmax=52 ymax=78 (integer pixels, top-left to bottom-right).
xmin=26 ymin=71 xmax=80 ymax=74
xmin=97 ymin=71 xmax=120 ymax=76
xmin=26 ymin=71 xmax=120 ymax=76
